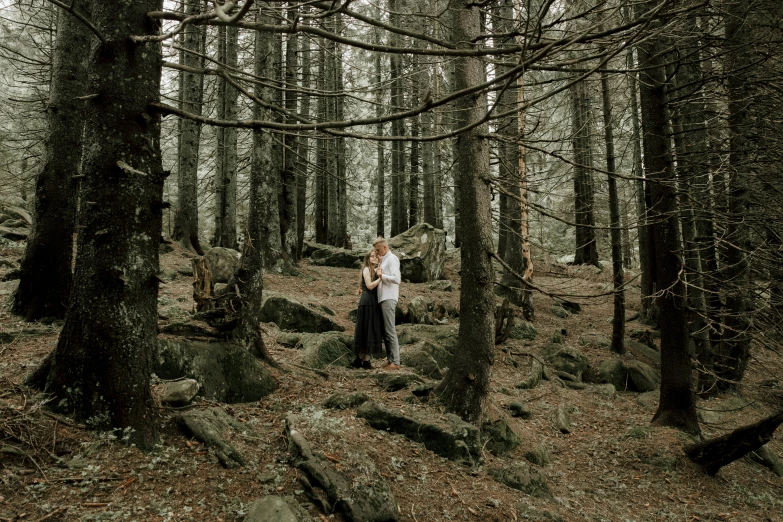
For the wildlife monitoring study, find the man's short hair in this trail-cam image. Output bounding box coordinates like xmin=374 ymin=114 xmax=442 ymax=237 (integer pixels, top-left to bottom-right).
xmin=373 ymin=237 xmax=388 ymax=248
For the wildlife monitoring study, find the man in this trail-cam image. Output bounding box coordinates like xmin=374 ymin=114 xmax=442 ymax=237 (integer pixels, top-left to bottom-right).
xmin=373 ymin=237 xmax=401 ymax=369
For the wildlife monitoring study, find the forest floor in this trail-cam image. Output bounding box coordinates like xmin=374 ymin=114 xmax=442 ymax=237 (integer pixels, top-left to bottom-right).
xmin=1 ymin=242 xmax=783 ymax=522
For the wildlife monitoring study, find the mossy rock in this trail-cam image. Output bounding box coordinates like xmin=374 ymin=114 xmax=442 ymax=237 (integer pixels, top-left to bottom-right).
xmin=509 ymin=319 xmax=537 ymax=341
xmin=400 ymin=348 xmax=443 ymax=379
xmin=488 ymin=462 xmax=549 ymax=497
xmin=598 ymin=358 xmax=628 ymax=391
xmin=302 ymin=333 xmax=353 ymax=368
xmin=481 ymin=418 xmax=521 ymax=455
xmin=261 ymin=293 xmax=344 ymax=333
xmin=540 ymin=343 xmax=590 ymax=381
xmin=323 ymin=392 xmax=371 ymax=410
xmin=524 ymin=443 xmax=550 ymax=467
xmin=397 ymin=324 xmax=459 ymax=353
xmin=626 ymin=360 xmax=660 ymax=392
xmin=155 ymin=339 xmax=277 ymax=403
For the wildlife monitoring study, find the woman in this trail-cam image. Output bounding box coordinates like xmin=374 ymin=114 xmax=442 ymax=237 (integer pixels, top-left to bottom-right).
xmin=351 ymin=250 xmax=384 ymax=369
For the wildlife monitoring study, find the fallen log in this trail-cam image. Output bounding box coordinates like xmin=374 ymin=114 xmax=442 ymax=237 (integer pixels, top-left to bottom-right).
xmin=685 ymin=409 xmax=783 ymax=475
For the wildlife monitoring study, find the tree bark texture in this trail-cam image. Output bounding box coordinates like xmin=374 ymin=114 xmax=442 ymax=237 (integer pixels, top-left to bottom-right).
xmin=570 ymin=79 xmax=599 ymax=267
xmin=12 ymin=0 xmax=91 ymax=321
xmin=45 ymin=0 xmax=164 ymax=449
xmin=295 ymin=22 xmax=310 ymax=259
xmin=375 ymin=19 xmax=386 ymax=238
xmin=636 ymin=1 xmax=699 ymax=435
xmin=255 ymin=7 xmax=285 ymax=273
xmin=436 ymin=0 xmax=495 ymax=424
xmin=282 ymin=4 xmax=299 ymax=262
xmin=213 ymin=24 xmax=238 ymax=250
xmin=315 ymin=36 xmax=328 ymax=244
xmin=628 ymin=48 xmax=656 ymax=319
xmin=600 ymin=61 xmax=626 ymax=355
xmin=172 ymin=0 xmax=205 ymax=255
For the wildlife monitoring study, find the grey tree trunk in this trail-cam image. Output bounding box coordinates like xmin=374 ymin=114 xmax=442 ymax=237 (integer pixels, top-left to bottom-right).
xmin=213 ymin=24 xmax=238 ymax=249
xmin=281 ymin=4 xmax=299 ymax=261
xmin=436 ymin=0 xmax=495 ymax=424
xmin=232 ymin=3 xmax=279 ymax=361
xmin=45 ymin=0 xmax=164 ymax=449
xmin=12 ymin=0 xmax=91 ymax=321
xmin=628 ymin=47 xmax=656 ymax=320
xmin=570 ymin=78 xmax=599 ymax=267
xmin=409 ymin=55 xmax=420 ymax=229
xmin=315 ymin=36 xmax=328 ymax=244
xmin=635 ymin=0 xmax=699 ymax=435
xmin=334 ymin=13 xmax=348 ymax=247
xmin=256 ymin=9 xmax=284 ymax=272
xmin=171 ymin=0 xmax=205 ymax=255
xmin=600 ymin=59 xmax=626 ymax=355
xmin=375 ymin=18 xmax=385 ymax=238
xmin=295 ymin=22 xmax=310 ymax=259
xmin=493 ymin=0 xmax=531 ymax=316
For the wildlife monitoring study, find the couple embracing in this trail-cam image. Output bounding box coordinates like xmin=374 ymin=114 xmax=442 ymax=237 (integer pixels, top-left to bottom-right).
xmin=351 ymin=237 xmax=401 ymax=370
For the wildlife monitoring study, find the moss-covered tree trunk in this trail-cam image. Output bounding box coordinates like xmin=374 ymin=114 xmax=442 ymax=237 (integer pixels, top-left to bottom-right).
xmin=12 ymin=0 xmax=91 ymax=321
xmin=436 ymin=0 xmax=495 ymax=424
xmin=45 ymin=0 xmax=165 ymax=449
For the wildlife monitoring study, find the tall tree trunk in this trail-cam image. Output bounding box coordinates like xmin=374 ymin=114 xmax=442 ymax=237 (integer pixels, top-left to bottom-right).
xmin=281 ymin=3 xmax=299 ymax=261
xmin=213 ymin=24 xmax=238 ymax=249
xmin=325 ymin=17 xmax=340 ymax=247
xmin=237 ymin=3 xmax=280 ymax=361
xmin=389 ymin=0 xmax=407 ymax=236
xmin=717 ymin=0 xmax=754 ymax=391
xmin=600 ymin=57 xmax=626 ymax=355
xmin=334 ymin=13 xmax=348 ymax=247
xmin=45 ymin=0 xmax=164 ymax=449
xmin=494 ymin=0 xmax=532 ymax=317
xmin=436 ymin=0 xmax=495 ymax=424
xmin=409 ymin=54 xmax=420 ymax=229
xmin=171 ymin=0 xmax=205 ymax=255
xmin=570 ymin=78 xmax=599 ymax=267
xmin=628 ymin=47 xmax=656 ymax=320
xmin=636 ymin=0 xmax=699 ymax=435
xmin=12 ymin=0 xmax=91 ymax=321
xmin=314 ymin=36 xmax=328 ymax=244
xmin=669 ymin=29 xmax=715 ymax=393
xmin=295 ymin=20 xmax=310 ymax=259
xmin=375 ymin=18 xmax=385 ymax=238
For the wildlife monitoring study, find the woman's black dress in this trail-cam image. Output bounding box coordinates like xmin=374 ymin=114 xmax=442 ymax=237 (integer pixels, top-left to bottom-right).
xmin=353 ymin=271 xmax=384 ymax=358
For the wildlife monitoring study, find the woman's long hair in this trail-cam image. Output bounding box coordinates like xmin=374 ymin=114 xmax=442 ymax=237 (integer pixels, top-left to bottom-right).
xmin=361 ymin=250 xmax=378 ymax=281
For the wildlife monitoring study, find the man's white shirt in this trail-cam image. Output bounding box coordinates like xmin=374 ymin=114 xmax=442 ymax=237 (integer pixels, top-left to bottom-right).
xmin=377 ymin=251 xmax=401 ymax=302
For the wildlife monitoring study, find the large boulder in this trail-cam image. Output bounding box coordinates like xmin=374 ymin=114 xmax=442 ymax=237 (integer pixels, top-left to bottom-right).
xmin=388 ymin=223 xmax=446 ymax=283
xmin=301 ymin=333 xmax=353 ymax=369
xmin=310 ymin=244 xmax=364 ymax=269
xmin=357 ymin=401 xmax=482 ymax=466
xmin=286 ymin=415 xmax=399 ymax=522
xmin=155 ymin=339 xmax=277 ymax=403
xmin=397 ymin=324 xmax=458 ymax=353
xmin=481 ymin=418 xmax=521 ymax=455
xmin=400 ymin=341 xmax=446 ymax=378
xmin=539 ymin=343 xmax=590 ymax=381
xmin=625 ymin=360 xmax=660 ymax=392
xmin=261 ymin=293 xmax=344 ymax=333
xmin=597 ymin=358 xmax=628 ymax=391
xmin=203 ymin=247 xmax=240 ymax=283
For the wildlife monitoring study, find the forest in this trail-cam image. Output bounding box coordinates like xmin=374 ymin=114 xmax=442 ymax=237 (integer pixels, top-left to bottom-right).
xmin=0 ymin=0 xmax=782 ymax=520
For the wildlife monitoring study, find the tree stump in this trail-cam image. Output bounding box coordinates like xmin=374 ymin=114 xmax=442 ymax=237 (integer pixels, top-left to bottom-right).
xmin=685 ymin=410 xmax=783 ymax=475
xmin=192 ymin=257 xmax=213 ymax=312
